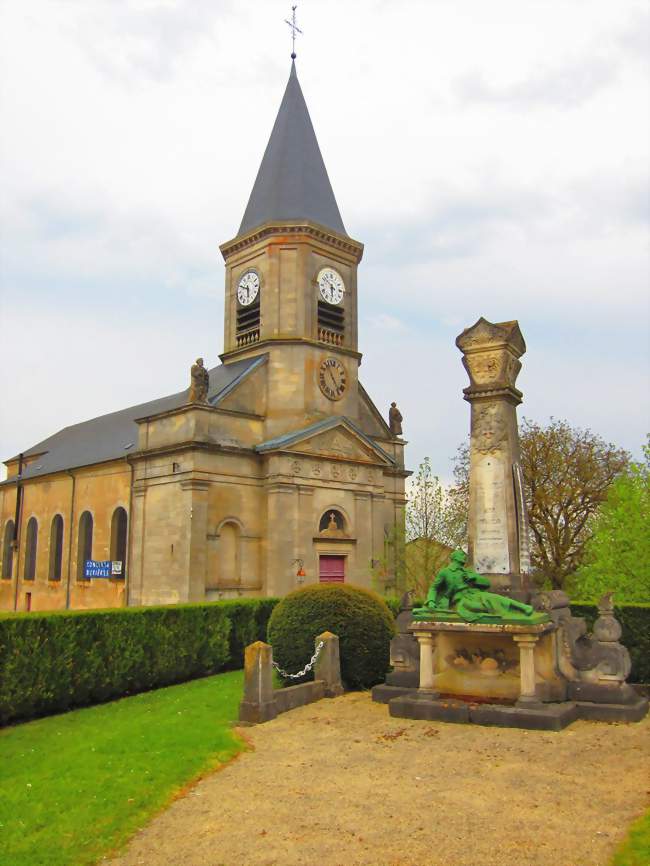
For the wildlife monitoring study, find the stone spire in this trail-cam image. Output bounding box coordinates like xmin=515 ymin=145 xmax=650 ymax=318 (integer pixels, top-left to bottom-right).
xmin=238 ymin=61 xmax=347 ymax=237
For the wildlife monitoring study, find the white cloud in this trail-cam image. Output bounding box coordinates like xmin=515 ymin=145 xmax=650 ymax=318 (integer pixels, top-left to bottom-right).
xmin=0 ymin=0 xmax=648 ymax=480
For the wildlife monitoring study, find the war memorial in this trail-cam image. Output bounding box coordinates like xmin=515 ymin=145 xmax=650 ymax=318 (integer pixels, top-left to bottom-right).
xmin=371 ymin=318 xmax=648 ymax=730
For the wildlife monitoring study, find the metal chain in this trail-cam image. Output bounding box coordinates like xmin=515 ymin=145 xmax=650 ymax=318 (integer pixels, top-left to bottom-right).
xmin=272 ymin=640 xmax=325 ymax=679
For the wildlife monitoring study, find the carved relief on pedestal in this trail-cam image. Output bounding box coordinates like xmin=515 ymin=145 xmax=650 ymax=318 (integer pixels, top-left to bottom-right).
xmin=312 ymin=463 xmax=322 ymax=478
xmin=290 ymin=459 xmax=302 ymax=475
xmin=349 ymin=466 xmax=358 ymax=481
xmin=331 ymin=464 xmax=342 ymax=480
xmin=472 ymin=403 xmax=506 ymax=454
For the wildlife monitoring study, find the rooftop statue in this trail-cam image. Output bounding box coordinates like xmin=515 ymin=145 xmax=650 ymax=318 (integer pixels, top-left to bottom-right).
xmin=389 ymin=402 xmax=403 ymax=436
xmin=189 ymin=357 xmax=210 ymax=404
xmin=413 ymin=550 xmax=548 ymax=624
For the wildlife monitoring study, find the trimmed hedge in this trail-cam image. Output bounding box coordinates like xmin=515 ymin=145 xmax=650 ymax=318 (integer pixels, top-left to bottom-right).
xmin=218 ymin=598 xmax=280 ymax=670
xmin=571 ymin=603 xmax=650 ymax=685
xmin=0 ymin=599 xmax=280 ymax=726
xmin=268 ymin=584 xmax=396 ymax=689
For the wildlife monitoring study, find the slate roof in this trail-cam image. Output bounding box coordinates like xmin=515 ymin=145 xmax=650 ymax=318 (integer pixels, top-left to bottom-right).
xmin=4 ymin=356 xmax=265 ymax=484
xmin=238 ymin=61 xmax=347 ymax=237
xmin=255 ymin=416 xmax=395 ymax=464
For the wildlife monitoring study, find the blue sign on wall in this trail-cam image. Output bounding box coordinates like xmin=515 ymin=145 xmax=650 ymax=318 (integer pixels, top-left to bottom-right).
xmin=84 ymin=560 xmax=111 ymax=579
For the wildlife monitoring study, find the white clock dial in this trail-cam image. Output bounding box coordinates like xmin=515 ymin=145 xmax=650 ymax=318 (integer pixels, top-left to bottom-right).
xmin=317 ymin=268 xmax=345 ymax=305
xmin=237 ymin=270 xmax=260 ymax=306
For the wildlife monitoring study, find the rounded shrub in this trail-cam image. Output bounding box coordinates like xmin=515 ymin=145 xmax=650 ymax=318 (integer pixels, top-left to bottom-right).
xmin=267 ymin=583 xmax=396 ymax=689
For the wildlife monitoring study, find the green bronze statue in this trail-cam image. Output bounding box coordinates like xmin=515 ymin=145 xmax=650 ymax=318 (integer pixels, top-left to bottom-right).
xmin=413 ymin=550 xmax=547 ymax=624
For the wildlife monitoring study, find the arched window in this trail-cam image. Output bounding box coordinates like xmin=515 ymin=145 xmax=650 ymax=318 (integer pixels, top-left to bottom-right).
xmin=49 ymin=515 xmax=64 ymax=581
xmin=110 ymin=507 xmax=128 ymax=579
xmin=24 ymin=517 xmax=38 ymax=581
xmin=77 ymin=511 xmax=93 ymax=581
xmin=319 ymin=510 xmax=346 ymax=533
xmin=2 ymin=520 xmax=14 ymax=579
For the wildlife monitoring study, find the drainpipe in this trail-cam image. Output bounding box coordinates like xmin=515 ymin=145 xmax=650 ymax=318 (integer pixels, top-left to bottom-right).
xmin=65 ymin=470 xmax=76 ymax=610
xmin=125 ymin=456 xmax=135 ymax=607
xmin=12 ymin=454 xmax=24 ymax=612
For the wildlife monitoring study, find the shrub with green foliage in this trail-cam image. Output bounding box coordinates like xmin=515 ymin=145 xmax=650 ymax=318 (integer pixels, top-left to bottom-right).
xmin=0 ymin=599 xmax=280 ymax=726
xmin=571 ymin=603 xmax=650 ymax=684
xmin=267 ymin=584 xmax=396 ymax=689
xmin=218 ymin=598 xmax=280 ymax=669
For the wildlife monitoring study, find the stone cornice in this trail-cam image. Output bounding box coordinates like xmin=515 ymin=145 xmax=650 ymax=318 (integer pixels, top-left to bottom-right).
xmin=134 ymin=403 xmax=264 ymax=425
xmin=463 ymin=386 xmax=523 ymax=406
xmin=219 ymin=220 xmax=364 ymax=262
xmin=220 ymin=338 xmax=362 ymax=364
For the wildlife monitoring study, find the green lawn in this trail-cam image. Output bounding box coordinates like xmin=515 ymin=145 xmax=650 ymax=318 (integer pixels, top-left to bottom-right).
xmin=611 ymin=809 xmax=650 ymax=866
xmin=0 ymin=670 xmax=245 ymax=866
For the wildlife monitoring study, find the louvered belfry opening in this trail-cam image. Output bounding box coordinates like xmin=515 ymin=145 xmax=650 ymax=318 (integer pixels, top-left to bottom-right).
xmin=236 ymin=299 xmax=260 ymax=347
xmin=317 ymin=299 xmax=344 ymax=346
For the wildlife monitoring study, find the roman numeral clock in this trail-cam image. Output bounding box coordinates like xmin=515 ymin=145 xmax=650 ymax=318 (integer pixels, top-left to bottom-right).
xmin=317 ymin=267 xmax=347 ymax=400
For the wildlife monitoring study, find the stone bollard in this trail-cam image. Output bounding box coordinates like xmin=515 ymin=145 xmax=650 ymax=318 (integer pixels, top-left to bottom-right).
xmin=238 ymin=641 xmax=277 ymax=724
xmin=314 ymin=631 xmax=344 ymax=697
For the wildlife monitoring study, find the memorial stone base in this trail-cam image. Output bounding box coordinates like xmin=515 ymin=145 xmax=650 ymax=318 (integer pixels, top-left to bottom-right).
xmin=375 ymin=618 xmax=648 ymax=731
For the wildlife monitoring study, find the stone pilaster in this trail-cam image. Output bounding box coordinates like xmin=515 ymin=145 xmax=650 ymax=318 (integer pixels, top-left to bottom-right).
xmin=181 ymin=478 xmax=210 ymax=602
xmin=456 ymin=318 xmax=531 ymax=595
xmin=265 ymin=481 xmax=299 ymax=596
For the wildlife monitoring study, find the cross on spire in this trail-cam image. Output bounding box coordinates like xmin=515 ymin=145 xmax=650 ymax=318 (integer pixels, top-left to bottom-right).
xmin=284 ymin=4 xmax=302 ymax=60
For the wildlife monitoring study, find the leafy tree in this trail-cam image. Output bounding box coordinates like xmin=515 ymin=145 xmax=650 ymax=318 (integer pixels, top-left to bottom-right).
xmin=568 ymin=439 xmax=649 ymax=602
xmin=450 ymin=419 xmax=630 ymax=589
xmin=374 ymin=458 xmax=466 ymax=599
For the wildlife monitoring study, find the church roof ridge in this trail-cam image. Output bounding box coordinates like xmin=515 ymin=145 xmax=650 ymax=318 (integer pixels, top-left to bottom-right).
xmin=237 ymin=61 xmax=347 ymax=237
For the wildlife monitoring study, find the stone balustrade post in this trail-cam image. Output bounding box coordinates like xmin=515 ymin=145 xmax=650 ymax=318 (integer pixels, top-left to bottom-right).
xmin=314 ymin=631 xmax=344 ymax=697
xmin=513 ymin=634 xmax=540 ymax=707
xmin=239 ymin=641 xmax=278 ymax=724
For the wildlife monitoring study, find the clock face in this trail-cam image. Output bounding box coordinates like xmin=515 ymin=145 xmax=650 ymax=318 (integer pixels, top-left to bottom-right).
xmin=237 ymin=270 xmax=260 ymax=306
xmin=319 ymin=357 xmax=347 ymax=401
xmin=317 ymin=268 xmax=345 ymax=305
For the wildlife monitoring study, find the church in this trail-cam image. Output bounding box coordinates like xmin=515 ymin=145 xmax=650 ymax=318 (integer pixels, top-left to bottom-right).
xmin=0 ymin=61 xmax=408 ymax=612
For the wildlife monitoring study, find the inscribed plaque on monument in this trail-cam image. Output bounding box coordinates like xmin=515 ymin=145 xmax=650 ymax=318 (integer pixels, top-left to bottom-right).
xmin=473 ymin=455 xmax=510 ymax=574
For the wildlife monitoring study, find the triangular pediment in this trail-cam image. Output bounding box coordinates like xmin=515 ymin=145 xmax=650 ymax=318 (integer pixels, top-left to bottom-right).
xmin=255 ymin=417 xmax=394 ymax=466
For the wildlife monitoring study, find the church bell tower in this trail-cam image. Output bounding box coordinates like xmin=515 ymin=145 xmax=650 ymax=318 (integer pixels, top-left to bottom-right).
xmin=219 ymin=61 xmax=364 ymax=436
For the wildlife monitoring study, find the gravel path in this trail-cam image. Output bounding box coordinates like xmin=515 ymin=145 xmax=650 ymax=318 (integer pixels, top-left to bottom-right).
xmin=109 ymin=693 xmax=650 ymax=866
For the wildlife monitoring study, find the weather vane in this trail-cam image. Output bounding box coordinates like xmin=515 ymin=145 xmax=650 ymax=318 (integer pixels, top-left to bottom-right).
xmin=285 ymin=5 xmax=302 ymax=60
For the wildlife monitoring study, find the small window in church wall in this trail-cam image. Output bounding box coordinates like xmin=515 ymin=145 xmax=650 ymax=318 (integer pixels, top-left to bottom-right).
xmin=317 ymin=301 xmax=345 ymax=347
xmin=110 ymin=508 xmax=128 ymax=579
xmin=77 ymin=511 xmax=93 ymax=581
xmin=24 ymin=517 xmax=38 ymax=581
xmin=2 ymin=520 xmax=15 ymax=579
xmin=49 ymin=515 xmax=64 ymax=581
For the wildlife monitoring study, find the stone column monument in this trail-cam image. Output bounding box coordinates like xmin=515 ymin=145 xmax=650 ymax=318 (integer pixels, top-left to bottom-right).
xmin=455 ymin=318 xmax=531 ymax=598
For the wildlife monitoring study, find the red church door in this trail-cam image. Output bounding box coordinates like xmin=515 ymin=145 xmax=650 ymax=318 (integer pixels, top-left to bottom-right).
xmin=319 ymin=555 xmax=345 ymax=583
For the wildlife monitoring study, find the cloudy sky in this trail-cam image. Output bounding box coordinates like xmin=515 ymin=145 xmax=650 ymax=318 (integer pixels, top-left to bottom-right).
xmin=1 ymin=0 xmax=648 ymax=482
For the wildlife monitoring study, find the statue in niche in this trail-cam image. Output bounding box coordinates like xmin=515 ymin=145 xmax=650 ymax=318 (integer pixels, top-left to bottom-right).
xmin=389 ymin=402 xmax=403 ymax=436
xmin=414 ymin=550 xmax=547 ymax=624
xmin=189 ymin=357 xmax=210 ymax=403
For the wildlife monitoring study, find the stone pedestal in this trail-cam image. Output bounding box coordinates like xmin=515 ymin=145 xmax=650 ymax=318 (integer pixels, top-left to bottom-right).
xmin=456 ymin=318 xmax=531 ymax=596
xmin=239 ymin=641 xmax=278 ymax=724
xmin=410 ymin=620 xmax=560 ymax=703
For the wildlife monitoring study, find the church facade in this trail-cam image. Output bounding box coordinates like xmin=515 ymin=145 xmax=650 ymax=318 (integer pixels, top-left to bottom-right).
xmin=0 ymin=62 xmax=408 ymax=612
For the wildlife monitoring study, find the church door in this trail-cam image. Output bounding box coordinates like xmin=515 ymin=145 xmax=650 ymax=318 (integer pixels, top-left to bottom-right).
xmin=319 ymin=555 xmax=345 ymax=583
